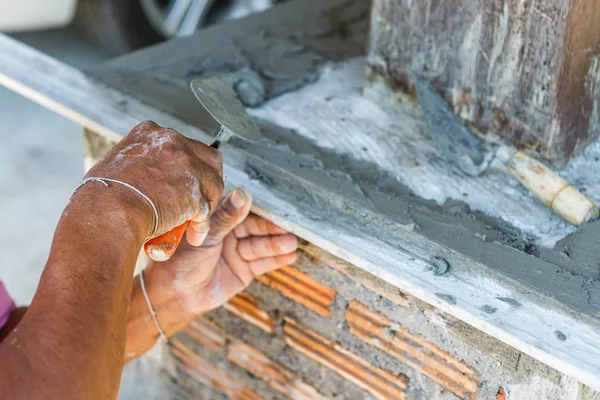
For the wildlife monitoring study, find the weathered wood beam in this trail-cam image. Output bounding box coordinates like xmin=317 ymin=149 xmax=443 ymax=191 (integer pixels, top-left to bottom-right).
xmin=367 ymin=0 xmax=600 ymax=165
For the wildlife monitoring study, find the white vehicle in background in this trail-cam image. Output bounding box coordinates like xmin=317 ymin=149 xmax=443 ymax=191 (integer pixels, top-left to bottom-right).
xmin=0 ymin=0 xmax=276 ymax=54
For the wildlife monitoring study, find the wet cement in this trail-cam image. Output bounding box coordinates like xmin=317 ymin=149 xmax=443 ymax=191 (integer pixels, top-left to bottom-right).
xmin=235 ymin=119 xmax=600 ymax=321
xmin=86 ymin=0 xmax=600 ymax=322
xmin=87 ymin=0 xmax=369 ymax=126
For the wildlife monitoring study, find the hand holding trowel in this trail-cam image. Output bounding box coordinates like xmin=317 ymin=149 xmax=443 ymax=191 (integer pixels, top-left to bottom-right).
xmin=413 ymin=75 xmax=598 ymax=226
xmin=144 ymin=77 xmax=261 ymax=261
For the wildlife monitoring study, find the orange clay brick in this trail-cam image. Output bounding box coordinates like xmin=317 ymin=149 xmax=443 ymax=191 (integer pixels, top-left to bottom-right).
xmin=283 ymin=317 xmax=408 ymax=400
xmin=345 ymin=300 xmax=479 ymax=399
xmin=496 ymin=387 xmax=507 ymax=400
xmin=257 ymin=266 xmax=336 ymax=316
xmin=224 ymin=292 xmax=275 ymax=334
xmin=169 ymin=339 xmax=262 ymax=400
xmin=300 ymin=242 xmax=410 ymax=308
xmin=182 ymin=315 xmax=325 ymax=399
xmin=184 ymin=318 xmax=226 ymax=351
xmin=227 ymin=340 xmax=327 ymax=400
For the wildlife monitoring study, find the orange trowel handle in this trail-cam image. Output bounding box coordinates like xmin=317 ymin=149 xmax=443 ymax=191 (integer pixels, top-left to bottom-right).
xmin=144 ymin=221 xmax=190 ymax=261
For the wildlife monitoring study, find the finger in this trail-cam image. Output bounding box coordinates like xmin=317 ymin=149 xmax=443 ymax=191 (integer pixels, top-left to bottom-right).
xmin=186 ymin=165 xmax=224 ymax=247
xmin=237 ymin=234 xmax=298 ymax=261
xmin=204 ymin=187 xmax=252 ymax=246
xmin=233 ymin=215 xmax=289 ymax=239
xmin=222 ymin=234 xmax=253 ymax=286
xmin=187 ymin=202 xmax=211 ymax=246
xmin=196 ymin=162 xmax=225 ymax=217
xmin=190 ymin=140 xmax=224 ymax=176
xmin=186 ymin=222 xmax=210 ymax=247
xmin=248 ymin=252 xmax=298 ymax=277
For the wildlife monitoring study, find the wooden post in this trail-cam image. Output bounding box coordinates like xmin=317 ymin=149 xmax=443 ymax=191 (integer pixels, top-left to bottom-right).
xmin=366 ymin=0 xmax=600 ymax=165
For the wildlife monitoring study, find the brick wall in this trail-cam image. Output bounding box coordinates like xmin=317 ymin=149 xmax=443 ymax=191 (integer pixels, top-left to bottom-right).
xmin=162 ymin=241 xmax=581 ymax=400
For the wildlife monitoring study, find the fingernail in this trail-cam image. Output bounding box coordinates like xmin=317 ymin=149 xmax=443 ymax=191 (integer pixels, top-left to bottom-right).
xmin=277 ymin=235 xmax=298 ymax=253
xmin=187 ymin=228 xmax=208 ymax=247
xmin=231 ymin=187 xmax=247 ymax=209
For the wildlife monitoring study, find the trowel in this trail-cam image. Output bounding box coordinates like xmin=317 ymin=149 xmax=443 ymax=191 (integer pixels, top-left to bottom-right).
xmin=413 ymin=75 xmax=598 ymax=226
xmin=144 ymin=77 xmax=262 ymax=261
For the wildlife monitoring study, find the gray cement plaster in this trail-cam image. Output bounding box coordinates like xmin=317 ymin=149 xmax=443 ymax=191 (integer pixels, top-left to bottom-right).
xmin=87 ymin=0 xmax=369 ymax=117
xmin=85 ymin=0 xmax=600 ymax=324
xmin=236 ymin=113 xmax=600 ymax=321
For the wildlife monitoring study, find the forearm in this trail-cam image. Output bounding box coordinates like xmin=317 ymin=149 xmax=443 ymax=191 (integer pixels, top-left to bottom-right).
xmin=0 ymin=187 xmax=151 ymax=399
xmin=125 ymin=263 xmax=200 ymax=362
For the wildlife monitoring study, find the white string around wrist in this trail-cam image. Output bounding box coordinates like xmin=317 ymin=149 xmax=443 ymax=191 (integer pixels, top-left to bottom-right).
xmin=71 ymin=177 xmax=159 ymax=239
xmin=139 ymin=269 xmax=168 ymax=342
xmin=71 ymin=177 xmax=167 ymax=342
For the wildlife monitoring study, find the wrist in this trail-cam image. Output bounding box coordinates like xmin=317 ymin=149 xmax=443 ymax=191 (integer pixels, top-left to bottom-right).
xmin=126 ymin=264 xmax=200 ymax=358
xmin=68 ymin=180 xmax=154 ymax=243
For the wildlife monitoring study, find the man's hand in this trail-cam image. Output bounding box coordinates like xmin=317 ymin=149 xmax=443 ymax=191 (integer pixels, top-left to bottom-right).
xmin=0 ymin=122 xmax=226 ymax=400
xmin=125 ymin=187 xmax=298 ymax=358
xmin=163 ymin=186 xmax=298 ymax=311
xmin=83 ymin=121 xmax=224 ymax=244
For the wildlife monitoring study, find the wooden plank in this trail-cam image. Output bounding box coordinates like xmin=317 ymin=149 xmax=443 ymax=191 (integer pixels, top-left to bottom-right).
xmin=300 ymin=242 xmax=410 ymax=308
xmin=366 ymin=0 xmax=600 ymax=165
xmin=579 ymin=384 xmax=600 ymax=400
xmin=3 ymin=33 xmax=600 ymax=391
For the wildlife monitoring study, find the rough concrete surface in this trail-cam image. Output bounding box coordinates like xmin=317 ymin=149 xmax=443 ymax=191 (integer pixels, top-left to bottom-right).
xmin=0 ymin=27 xmax=167 ymax=399
xmin=85 ymin=0 xmax=600 ymax=323
xmin=86 ymin=0 xmax=370 ymax=135
xmin=245 ymin=58 xmax=600 ymax=321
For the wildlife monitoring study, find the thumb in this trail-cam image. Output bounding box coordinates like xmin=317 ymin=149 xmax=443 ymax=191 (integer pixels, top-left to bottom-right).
xmin=202 ymin=186 xmax=252 ymax=246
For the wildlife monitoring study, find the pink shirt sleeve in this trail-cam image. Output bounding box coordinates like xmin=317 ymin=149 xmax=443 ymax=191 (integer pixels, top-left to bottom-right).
xmin=0 ymin=281 xmax=15 ymax=329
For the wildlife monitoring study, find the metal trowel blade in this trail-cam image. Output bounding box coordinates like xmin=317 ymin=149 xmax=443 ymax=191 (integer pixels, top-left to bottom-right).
xmin=190 ymin=77 xmax=262 ymax=143
xmin=413 ymin=75 xmax=491 ymax=176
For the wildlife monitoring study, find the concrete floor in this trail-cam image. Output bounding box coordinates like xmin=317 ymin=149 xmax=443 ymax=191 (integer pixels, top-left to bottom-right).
xmin=0 ymin=27 xmax=168 ymax=399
